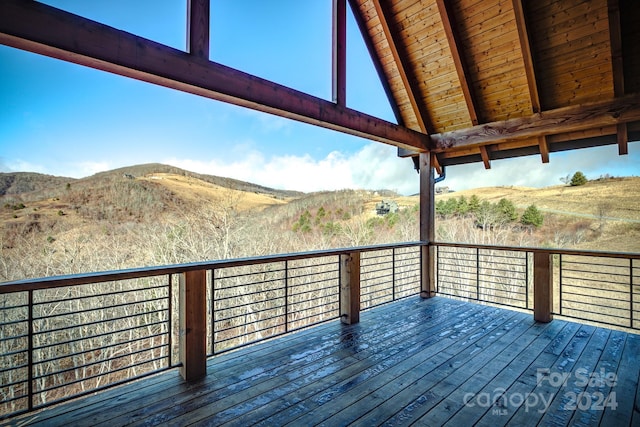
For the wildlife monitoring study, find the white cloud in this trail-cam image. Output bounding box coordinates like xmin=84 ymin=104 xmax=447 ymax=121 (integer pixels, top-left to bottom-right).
xmin=5 ymin=140 xmax=638 ymax=195
xmin=2 ymin=159 xmax=48 ymax=175
xmin=164 ymin=143 xmax=418 ymax=194
xmin=165 ymin=142 xmax=640 ymax=195
xmin=75 ymin=161 xmax=113 ymax=177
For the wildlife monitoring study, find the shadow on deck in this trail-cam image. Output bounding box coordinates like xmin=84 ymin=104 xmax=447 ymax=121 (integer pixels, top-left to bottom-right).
xmin=8 ymin=297 xmax=640 ymax=426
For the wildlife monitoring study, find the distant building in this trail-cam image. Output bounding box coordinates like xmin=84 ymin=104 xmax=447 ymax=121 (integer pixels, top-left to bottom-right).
xmin=376 ymin=200 xmax=399 ymax=216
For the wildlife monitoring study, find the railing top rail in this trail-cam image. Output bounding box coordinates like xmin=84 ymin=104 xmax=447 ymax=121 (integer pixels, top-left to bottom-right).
xmin=0 ymin=241 xmax=427 ymax=293
xmin=433 ymin=241 xmax=640 ymax=259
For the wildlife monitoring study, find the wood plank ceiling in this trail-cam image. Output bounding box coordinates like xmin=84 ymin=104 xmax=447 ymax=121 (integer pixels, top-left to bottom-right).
xmin=351 ymin=0 xmax=640 ymax=167
xmin=1 ymin=0 xmax=639 ymax=169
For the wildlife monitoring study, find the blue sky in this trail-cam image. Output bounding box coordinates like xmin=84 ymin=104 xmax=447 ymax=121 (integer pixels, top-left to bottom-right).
xmin=1 ymin=1 xmax=638 ymax=194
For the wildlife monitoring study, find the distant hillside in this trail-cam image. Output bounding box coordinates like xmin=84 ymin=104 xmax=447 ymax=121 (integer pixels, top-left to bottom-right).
xmin=1 ymin=166 xmax=638 ymax=282
xmin=435 ymin=177 xmax=640 ymax=221
xmin=89 ymin=164 xmax=304 ymax=199
xmin=0 ymin=172 xmax=74 ymax=197
xmin=0 ymin=163 xmax=304 ymax=200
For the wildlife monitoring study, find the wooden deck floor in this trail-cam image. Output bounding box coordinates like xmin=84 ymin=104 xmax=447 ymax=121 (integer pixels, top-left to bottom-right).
xmin=6 ymin=297 xmax=640 ymax=427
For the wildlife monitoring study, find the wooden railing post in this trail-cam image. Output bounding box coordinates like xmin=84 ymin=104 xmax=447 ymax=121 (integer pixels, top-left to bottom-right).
xmin=179 ymin=269 xmax=207 ymax=381
xmin=421 ymin=245 xmax=436 ymax=298
xmin=533 ymin=251 xmax=553 ymax=323
xmin=340 ymin=252 xmax=360 ymax=324
xmin=420 ymin=153 xmax=436 ymax=298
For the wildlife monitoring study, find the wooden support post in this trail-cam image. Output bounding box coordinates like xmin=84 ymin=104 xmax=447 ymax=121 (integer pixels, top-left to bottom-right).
xmin=340 ymin=252 xmax=360 ymax=324
xmin=332 ymin=0 xmax=346 ymax=106
xmin=187 ymin=0 xmax=210 ymax=59
xmin=533 ymin=252 xmax=553 ymax=323
xmin=420 ymin=153 xmax=436 ymax=298
xmin=179 ymin=269 xmax=207 ymax=381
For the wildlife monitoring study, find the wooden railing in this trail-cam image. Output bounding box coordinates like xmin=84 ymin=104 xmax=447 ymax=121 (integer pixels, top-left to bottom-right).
xmin=1 ymin=240 xmax=637 ymax=420
xmin=433 ymin=242 xmax=640 ymax=327
xmin=0 ymin=242 xmax=424 ymax=420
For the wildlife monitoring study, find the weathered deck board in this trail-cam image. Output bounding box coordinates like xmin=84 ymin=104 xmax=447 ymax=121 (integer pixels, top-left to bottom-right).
xmin=6 ymin=297 xmax=640 ymax=427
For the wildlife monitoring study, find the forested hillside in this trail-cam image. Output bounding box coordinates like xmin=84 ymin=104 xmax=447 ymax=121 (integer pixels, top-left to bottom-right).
xmin=1 ymin=164 xmax=638 ymax=282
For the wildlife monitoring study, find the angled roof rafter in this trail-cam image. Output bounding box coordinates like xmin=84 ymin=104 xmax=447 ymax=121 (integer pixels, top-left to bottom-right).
xmin=607 ymin=0 xmax=628 ymax=155
xmin=511 ymin=0 xmax=550 ymax=165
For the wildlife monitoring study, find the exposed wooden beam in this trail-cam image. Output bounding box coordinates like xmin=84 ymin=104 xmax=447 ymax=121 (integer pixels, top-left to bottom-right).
xmin=430 ymin=94 xmax=640 ymax=151
xmin=0 ymin=0 xmax=428 ymax=151
xmin=512 ymin=0 xmax=550 ymax=164
xmin=431 ymin=152 xmax=443 ymax=176
xmin=371 ymin=0 xmax=434 ymax=135
xmin=512 ymin=0 xmax=540 ymax=113
xmin=332 ymin=0 xmax=347 ymax=106
xmin=617 ymin=123 xmax=628 ymax=155
xmin=436 ymin=0 xmax=479 ymax=126
xmin=479 ymin=145 xmax=491 ymax=169
xmin=538 ymin=137 xmax=549 ymax=163
xmin=608 ymin=0 xmax=628 ymax=156
xmin=608 ymin=0 xmax=625 ymax=96
xmin=187 ymin=0 xmax=209 ymax=59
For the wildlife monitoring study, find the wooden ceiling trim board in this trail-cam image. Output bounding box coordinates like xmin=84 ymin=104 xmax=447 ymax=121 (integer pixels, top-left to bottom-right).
xmin=187 ymin=0 xmax=209 ymax=59
xmin=435 ymin=0 xmax=479 ymax=125
xmin=534 ymin=28 xmax=611 ymax=57
xmin=607 ymin=0 xmax=628 ymax=156
xmin=546 ymin=125 xmax=617 ymax=143
xmin=494 ymin=138 xmax=545 ymax=151
xmin=479 ymin=145 xmax=491 ymax=169
xmin=393 ymin=4 xmax=441 ymax=33
xmin=370 ymin=0 xmax=434 ymax=135
xmin=440 ymin=147 xmax=480 ymax=158
xmin=431 ymin=93 xmax=640 ymax=150
xmin=529 ymin=1 xmax=606 ymax=28
xmin=0 ymin=0 xmax=428 ymax=151
xmin=333 ymin=0 xmax=347 ymax=106
xmin=391 ymin=0 xmax=438 ymax=24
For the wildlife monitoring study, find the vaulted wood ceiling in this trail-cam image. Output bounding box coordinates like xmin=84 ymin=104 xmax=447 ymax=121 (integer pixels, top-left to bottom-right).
xmin=1 ymin=0 xmax=639 ymax=170
xmin=350 ymin=0 xmax=640 ymax=167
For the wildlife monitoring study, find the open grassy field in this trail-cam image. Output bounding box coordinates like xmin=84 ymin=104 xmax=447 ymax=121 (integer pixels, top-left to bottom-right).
xmin=434 ymin=177 xmax=640 ymax=221
xmin=138 ymin=173 xmax=289 ymax=211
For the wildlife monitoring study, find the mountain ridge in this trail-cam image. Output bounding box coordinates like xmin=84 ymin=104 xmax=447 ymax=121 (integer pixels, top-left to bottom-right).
xmin=0 ymin=163 xmax=304 ymax=200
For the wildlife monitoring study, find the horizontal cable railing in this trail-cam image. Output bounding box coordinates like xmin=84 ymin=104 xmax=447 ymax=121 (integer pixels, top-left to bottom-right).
xmin=0 ymin=241 xmax=425 ymax=420
xmin=558 ymin=254 xmax=639 ymax=329
xmin=360 ymin=246 xmax=422 ymax=311
xmin=434 ymin=242 xmax=640 ymax=329
xmin=436 ymin=244 xmax=530 ymax=310
xmin=211 ymin=256 xmax=341 ymax=354
xmin=5 ymin=240 xmax=635 ymax=421
xmin=0 ymin=276 xmax=176 ymax=418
